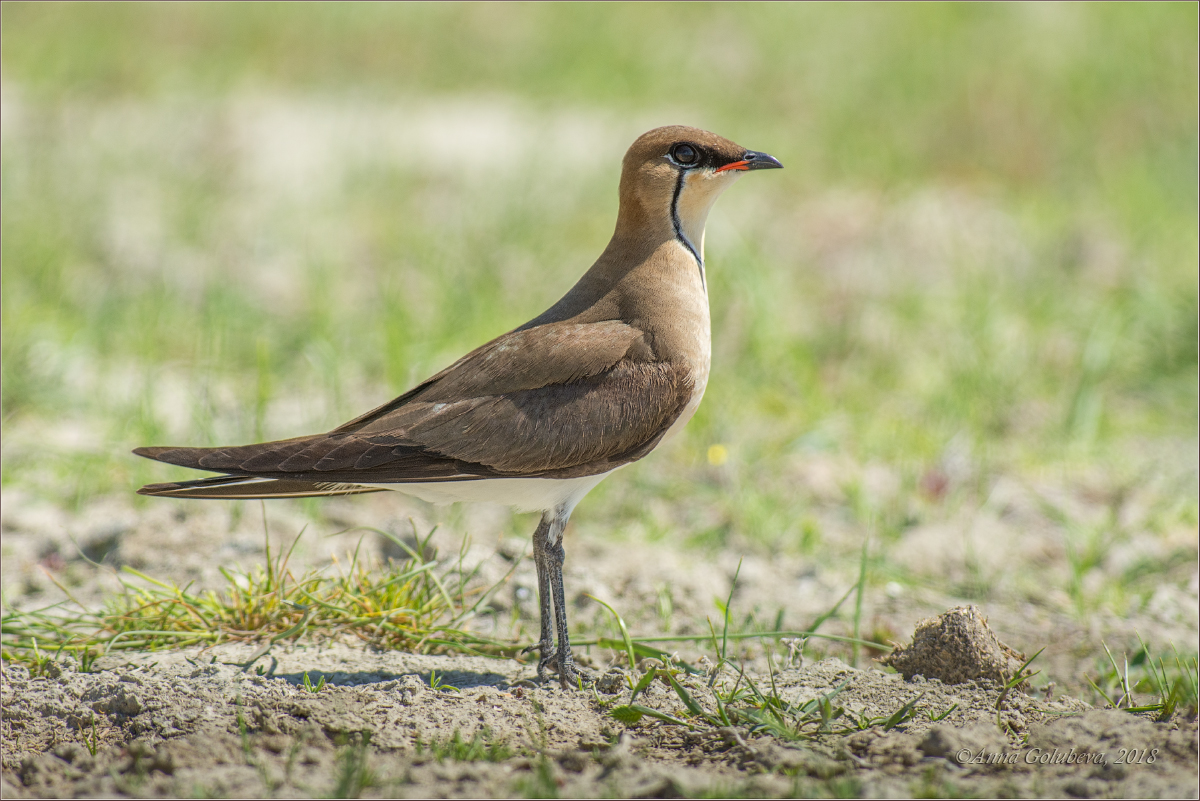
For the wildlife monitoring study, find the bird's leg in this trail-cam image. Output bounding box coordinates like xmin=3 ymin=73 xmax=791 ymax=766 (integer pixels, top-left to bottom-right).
xmin=545 ymin=514 xmax=583 ymax=689
xmin=529 ymin=504 xmax=588 ymax=688
xmin=531 ymin=513 xmax=557 ymax=683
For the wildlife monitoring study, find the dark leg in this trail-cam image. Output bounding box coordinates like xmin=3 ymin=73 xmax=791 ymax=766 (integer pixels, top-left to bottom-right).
xmin=530 ymin=504 xmax=588 ymax=688
xmin=546 ymin=524 xmax=581 ymax=688
xmin=530 ymin=513 xmax=558 ymax=682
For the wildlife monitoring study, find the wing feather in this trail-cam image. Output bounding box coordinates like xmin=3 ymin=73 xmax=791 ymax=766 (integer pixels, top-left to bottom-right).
xmin=135 ymin=319 xmax=692 ymax=488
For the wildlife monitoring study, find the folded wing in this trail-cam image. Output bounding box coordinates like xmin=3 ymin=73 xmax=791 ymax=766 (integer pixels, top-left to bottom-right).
xmin=135 ymin=320 xmax=693 ymax=497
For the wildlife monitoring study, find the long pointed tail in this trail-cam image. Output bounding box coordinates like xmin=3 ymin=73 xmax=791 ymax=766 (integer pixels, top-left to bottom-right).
xmin=137 ymin=474 xmax=386 ymax=500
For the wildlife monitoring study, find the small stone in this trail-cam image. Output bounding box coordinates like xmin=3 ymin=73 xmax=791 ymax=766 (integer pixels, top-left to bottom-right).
xmin=394 ymin=674 xmax=426 ymax=705
xmin=595 ymin=667 xmax=630 ymax=695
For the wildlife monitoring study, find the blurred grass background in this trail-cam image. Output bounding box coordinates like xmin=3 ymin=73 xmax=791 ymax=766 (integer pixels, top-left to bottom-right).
xmin=2 ymin=2 xmax=1196 ymax=614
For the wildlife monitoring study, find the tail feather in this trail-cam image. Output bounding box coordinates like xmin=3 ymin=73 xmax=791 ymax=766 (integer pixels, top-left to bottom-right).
xmin=133 ymin=438 xmax=315 ymax=472
xmin=136 ymin=474 xmax=385 ymax=500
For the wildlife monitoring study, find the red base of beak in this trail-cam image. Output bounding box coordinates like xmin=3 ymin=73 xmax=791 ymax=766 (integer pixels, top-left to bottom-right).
xmin=715 ymin=160 xmax=752 ymax=173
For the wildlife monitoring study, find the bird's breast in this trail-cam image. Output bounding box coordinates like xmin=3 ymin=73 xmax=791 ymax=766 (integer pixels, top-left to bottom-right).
xmin=658 ymin=241 xmax=712 ymax=441
xmin=664 ymin=330 xmax=710 ymax=443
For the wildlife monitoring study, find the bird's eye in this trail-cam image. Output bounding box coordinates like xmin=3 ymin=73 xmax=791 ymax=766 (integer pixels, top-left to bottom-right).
xmin=670 ymin=143 xmax=700 ymax=166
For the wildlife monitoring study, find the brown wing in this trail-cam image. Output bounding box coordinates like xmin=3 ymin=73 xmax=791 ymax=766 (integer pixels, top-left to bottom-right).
xmin=135 ymin=320 xmax=693 ymax=488
xmin=329 ymin=320 xmax=654 ymax=432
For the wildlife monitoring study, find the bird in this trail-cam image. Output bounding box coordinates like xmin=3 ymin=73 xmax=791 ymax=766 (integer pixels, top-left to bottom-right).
xmin=134 ymin=125 xmax=782 ymax=688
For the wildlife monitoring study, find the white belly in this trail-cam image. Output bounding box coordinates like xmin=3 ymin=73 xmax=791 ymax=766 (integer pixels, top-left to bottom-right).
xmin=362 ymin=471 xmax=612 ymax=515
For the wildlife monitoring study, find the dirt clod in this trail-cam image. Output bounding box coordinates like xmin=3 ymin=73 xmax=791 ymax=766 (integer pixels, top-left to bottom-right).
xmin=595 ymin=667 xmax=631 ymax=694
xmin=880 ymin=604 xmax=1027 ymax=687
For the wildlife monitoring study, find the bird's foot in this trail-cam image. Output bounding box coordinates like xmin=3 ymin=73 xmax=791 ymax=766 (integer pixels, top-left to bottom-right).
xmin=536 ymin=648 xmax=592 ymax=689
xmin=534 ymin=640 xmax=556 ymax=683
xmin=554 ymin=653 xmax=589 ymax=690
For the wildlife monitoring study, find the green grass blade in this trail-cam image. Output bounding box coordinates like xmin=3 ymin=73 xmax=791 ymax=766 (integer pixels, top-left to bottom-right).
xmin=662 ymin=669 xmax=717 ymax=725
xmin=629 ymin=667 xmax=657 ymax=705
xmin=587 ymin=595 xmax=637 ymax=671
xmin=721 ymin=559 xmax=742 ymax=662
xmin=612 ymin=704 xmax=692 ymax=729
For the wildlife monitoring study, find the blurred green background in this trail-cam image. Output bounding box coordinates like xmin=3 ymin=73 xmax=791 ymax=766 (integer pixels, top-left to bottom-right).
xmin=2 ymin=2 xmax=1196 ymax=591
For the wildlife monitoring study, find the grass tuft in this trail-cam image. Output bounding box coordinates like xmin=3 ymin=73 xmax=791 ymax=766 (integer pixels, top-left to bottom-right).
xmin=602 ymin=569 xmax=933 ymax=741
xmin=1087 ymin=637 xmax=1199 ymax=722
xmin=415 ymin=728 xmax=517 ymax=763
xmin=332 ymin=732 xmax=377 ymax=799
xmin=301 ymin=671 xmax=326 ymax=693
xmin=1 ymin=524 xmax=512 ymax=667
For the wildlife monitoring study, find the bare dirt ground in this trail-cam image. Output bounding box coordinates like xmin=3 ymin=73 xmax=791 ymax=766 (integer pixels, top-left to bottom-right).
xmin=3 ymin=643 xmax=1196 ymax=798
xmin=2 ymin=487 xmax=1198 ymax=798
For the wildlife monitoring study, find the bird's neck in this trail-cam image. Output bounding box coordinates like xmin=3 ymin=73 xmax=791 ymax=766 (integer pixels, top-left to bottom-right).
xmin=522 ymin=176 xmax=724 ymax=369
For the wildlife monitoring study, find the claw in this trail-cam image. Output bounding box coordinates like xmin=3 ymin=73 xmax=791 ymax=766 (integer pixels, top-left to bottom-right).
xmin=537 ymin=656 xmax=556 ymax=682
xmin=552 ymin=650 xmax=594 ymax=689
xmin=534 ymin=647 xmax=593 ymax=689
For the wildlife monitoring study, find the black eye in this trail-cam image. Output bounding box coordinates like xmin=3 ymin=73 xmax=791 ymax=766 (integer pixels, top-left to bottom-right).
xmin=670 ymin=143 xmax=700 ymax=166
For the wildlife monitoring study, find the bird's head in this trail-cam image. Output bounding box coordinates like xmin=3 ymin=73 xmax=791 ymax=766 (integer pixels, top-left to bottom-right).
xmin=617 ymin=125 xmax=782 ymax=257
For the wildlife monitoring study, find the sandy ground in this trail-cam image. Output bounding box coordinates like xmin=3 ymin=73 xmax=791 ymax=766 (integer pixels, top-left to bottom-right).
xmin=3 ymin=643 xmax=1196 ymax=798
xmin=2 ymin=487 xmax=1198 ymax=798
xmin=3 ymin=464 xmax=1197 ymax=690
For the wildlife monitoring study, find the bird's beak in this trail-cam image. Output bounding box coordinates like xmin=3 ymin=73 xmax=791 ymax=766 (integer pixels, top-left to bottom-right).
xmin=715 ymin=149 xmax=784 ymax=173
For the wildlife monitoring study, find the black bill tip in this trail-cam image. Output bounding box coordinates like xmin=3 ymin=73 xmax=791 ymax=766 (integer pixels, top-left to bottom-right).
xmin=742 ymin=149 xmax=783 ymax=170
